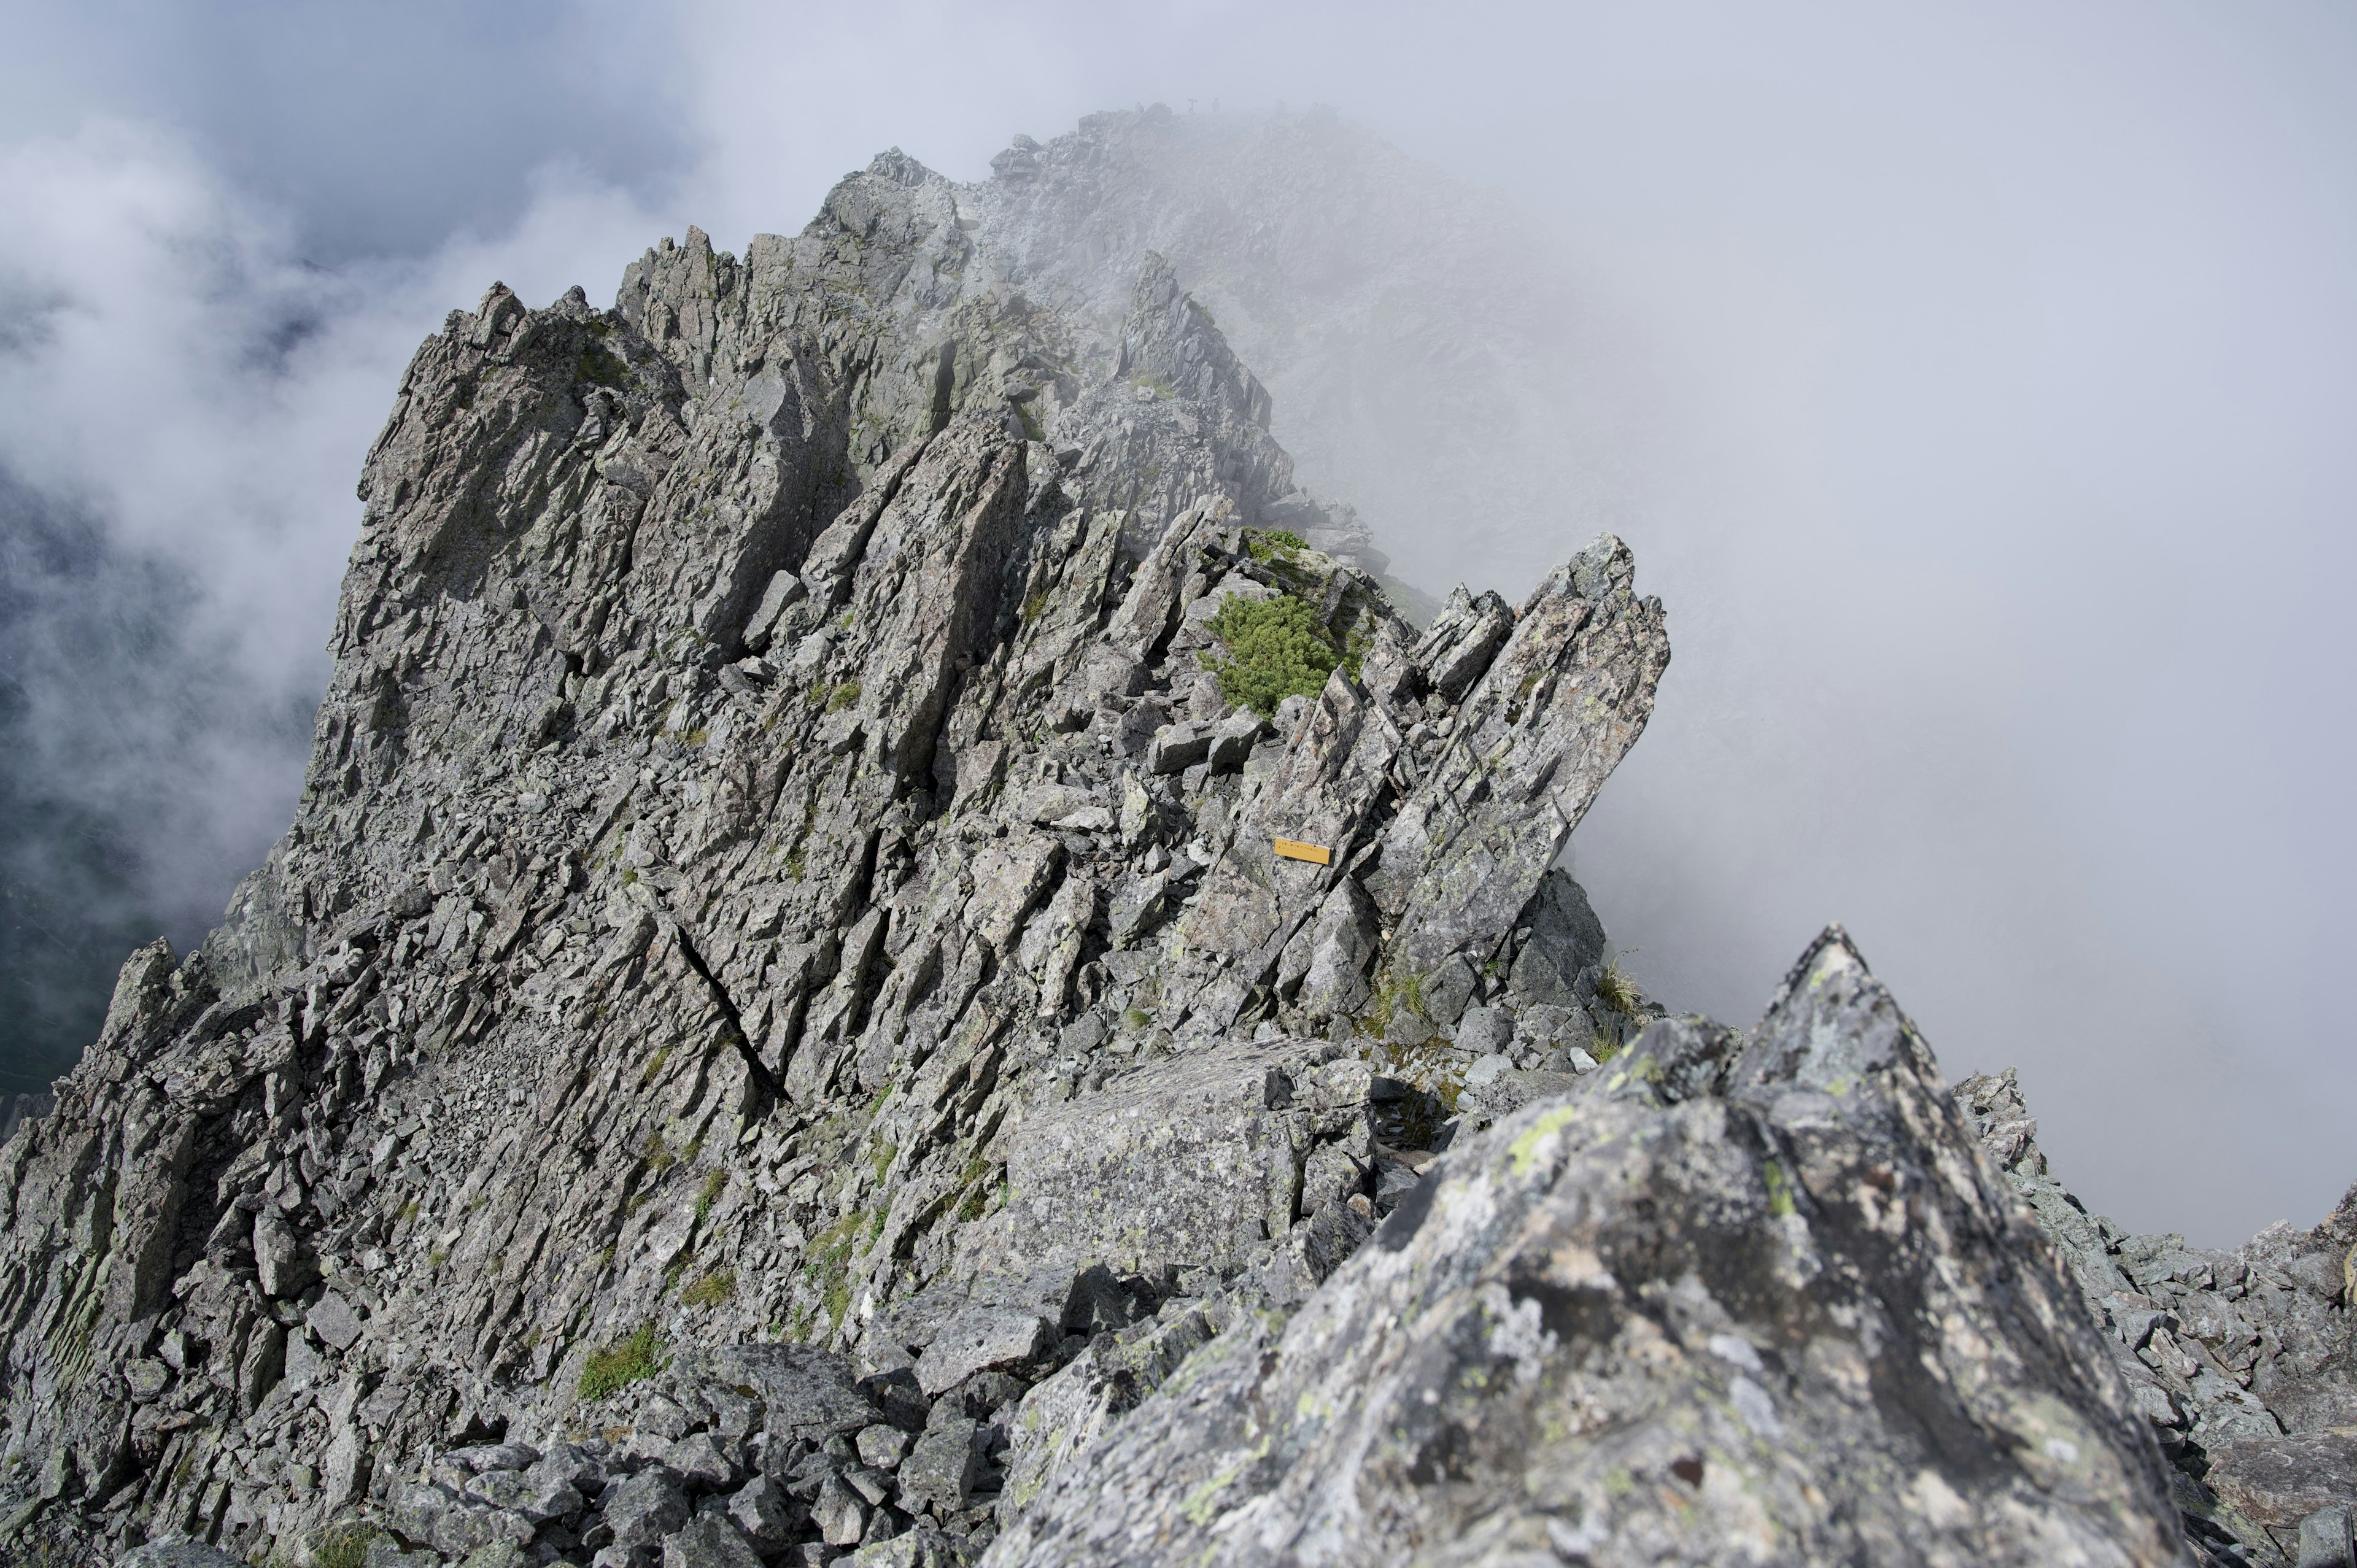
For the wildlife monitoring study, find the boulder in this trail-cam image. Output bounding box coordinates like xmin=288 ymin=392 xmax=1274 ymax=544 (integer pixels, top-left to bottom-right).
xmin=2208 ymin=1430 xmax=2357 ymax=1531
xmin=914 ymin=1307 xmax=1053 ymax=1397
xmin=717 ymin=1474 xmax=798 ymax=1552
xmin=897 ymin=1417 xmax=987 ymax=1514
xmin=605 ymin=1468 xmax=692 ymax=1550
xmin=966 ymin=1040 xmax=1371 ymax=1286
xmin=117 ymin=1545 xmax=248 ymax=1568
xmin=988 ymin=929 xmax=2187 ymax=1566
xmin=252 ymin=1211 xmax=316 ymax=1298
xmin=660 ymin=1513 xmax=764 ymax=1568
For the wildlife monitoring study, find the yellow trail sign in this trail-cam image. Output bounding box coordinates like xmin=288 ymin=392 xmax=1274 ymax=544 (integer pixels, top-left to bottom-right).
xmin=1272 ymin=838 xmax=1332 ymax=866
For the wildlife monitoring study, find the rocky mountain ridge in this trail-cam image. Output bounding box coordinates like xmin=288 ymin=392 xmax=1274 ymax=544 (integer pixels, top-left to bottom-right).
xmin=0 ymin=120 xmax=2344 ymax=1568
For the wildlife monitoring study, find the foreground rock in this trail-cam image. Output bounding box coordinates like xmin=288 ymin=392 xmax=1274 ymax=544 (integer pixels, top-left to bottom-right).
xmin=989 ymin=929 xmax=2189 ymax=1567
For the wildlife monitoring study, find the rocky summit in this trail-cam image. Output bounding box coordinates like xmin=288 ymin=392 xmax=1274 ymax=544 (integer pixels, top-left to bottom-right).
xmin=0 ymin=115 xmax=2343 ymax=1568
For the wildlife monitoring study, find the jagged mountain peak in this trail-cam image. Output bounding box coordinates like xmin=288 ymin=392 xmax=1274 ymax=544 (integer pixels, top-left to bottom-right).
xmin=1 ymin=118 xmax=2315 ymax=1568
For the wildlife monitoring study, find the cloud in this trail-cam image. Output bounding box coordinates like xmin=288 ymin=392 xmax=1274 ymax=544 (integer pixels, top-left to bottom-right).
xmin=0 ymin=119 xmax=671 ymax=1087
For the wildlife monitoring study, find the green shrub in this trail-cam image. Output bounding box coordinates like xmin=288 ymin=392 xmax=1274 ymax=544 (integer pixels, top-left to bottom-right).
xmin=682 ymin=1268 xmax=735 ymax=1308
xmin=1204 ymin=593 xmax=1341 ymax=716
xmin=805 ymin=1210 xmax=868 ymax=1329
xmin=1593 ymin=954 xmax=1642 ymax=1017
xmin=579 ymin=1321 xmax=664 ymax=1401
xmin=694 ymin=1168 xmax=726 ymax=1226
xmin=1245 ymin=528 xmax=1306 ymax=563
xmin=314 ymin=1520 xmax=379 ymax=1568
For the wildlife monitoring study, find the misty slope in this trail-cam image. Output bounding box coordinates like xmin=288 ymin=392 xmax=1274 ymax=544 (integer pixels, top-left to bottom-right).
xmin=964 ymin=106 xmax=1617 ymax=600
xmin=0 ymin=132 xmax=2340 ymax=1568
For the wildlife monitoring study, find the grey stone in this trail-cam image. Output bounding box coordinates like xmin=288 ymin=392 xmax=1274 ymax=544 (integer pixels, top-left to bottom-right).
xmin=1000 ymin=1297 xmax=1233 ymax=1514
xmin=606 ymin=1468 xmax=692 ymax=1549
xmin=306 ymin=1289 xmax=364 ymax=1351
xmin=698 ymin=1344 xmax=882 ymax=1443
xmin=123 ymin=1356 xmax=171 ymax=1401
xmin=844 ymin=1524 xmax=971 ymax=1566
xmin=446 ymin=1442 xmax=539 ymax=1473
xmin=1461 ymin=1051 xmax=1510 ymax=1088
xmin=718 ymin=1473 xmax=798 ymax=1551
xmin=1204 ymin=711 xmax=1260 ymax=771
xmin=1507 ymin=873 xmax=1609 ymax=1011
xmin=252 ymin=1210 xmax=316 ymax=1298
xmin=1411 ymin=585 xmax=1515 ymax=701
xmin=528 ymin=1443 xmax=608 ymax=1497
xmin=1290 ymin=875 xmax=1377 ymax=1022
xmin=743 ymin=571 xmax=807 ymax=653
xmin=454 ymin=1545 xmax=527 ymax=1568
xmin=2302 ymin=1505 xmax=2357 ymax=1568
xmin=117 ymin=1544 xmax=249 ymax=1568
xmin=322 ymin=1423 xmax=371 ymax=1512
xmin=236 ymin=1318 xmax=285 ymax=1412
xmin=1452 ymin=1003 xmax=1511 ymax=1057
xmin=429 ymin=1503 xmax=535 ymax=1559
xmin=466 ymin=1464 xmax=581 ymax=1524
xmin=363 ymin=1538 xmax=439 ymax=1568
xmin=973 ymin=1040 xmax=1371 ymax=1288
xmin=662 ymin=1513 xmax=764 ymax=1568
xmin=913 ymin=1307 xmax=1052 ymax=1397
xmin=1145 ymin=723 xmax=1210 ymax=776
xmin=1379 ymin=544 xmax=1668 ymax=992
xmin=1418 ymin=953 xmax=1476 ymax=1027
xmin=896 ymin=1418 xmax=985 ymax=1515
xmin=2209 ymin=1431 xmax=2357 ymax=1532
xmin=856 ymin=1424 xmax=911 ymax=1469
xmin=663 ymin=1431 xmax=735 ymax=1492
xmin=813 ymin=1472 xmax=867 ymax=1547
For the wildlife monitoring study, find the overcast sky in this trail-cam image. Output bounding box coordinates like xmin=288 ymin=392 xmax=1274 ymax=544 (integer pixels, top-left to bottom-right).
xmin=0 ymin=0 xmax=2349 ymax=1243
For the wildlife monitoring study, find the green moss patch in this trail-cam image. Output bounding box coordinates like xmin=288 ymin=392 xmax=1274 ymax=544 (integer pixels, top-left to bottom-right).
xmin=682 ymin=1268 xmax=736 ymax=1308
xmin=579 ymin=1321 xmax=664 ymax=1401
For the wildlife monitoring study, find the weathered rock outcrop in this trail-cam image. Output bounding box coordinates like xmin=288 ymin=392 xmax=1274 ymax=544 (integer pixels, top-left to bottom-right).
xmin=0 ymin=139 xmax=1668 ymax=1568
xmin=1958 ymin=1070 xmax=2357 ymax=1565
xmin=0 ymin=112 xmax=2320 ymax=1568
xmin=989 ymin=929 xmax=2188 ymax=1567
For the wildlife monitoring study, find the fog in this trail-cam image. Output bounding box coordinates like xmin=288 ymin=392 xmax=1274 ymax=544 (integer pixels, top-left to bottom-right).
xmin=0 ymin=1 xmax=2348 ymax=1243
